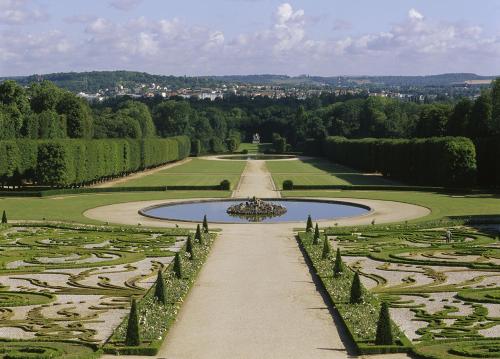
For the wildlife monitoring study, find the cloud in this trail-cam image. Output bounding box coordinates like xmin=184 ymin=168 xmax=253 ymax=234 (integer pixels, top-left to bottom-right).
xmin=108 ymin=0 xmax=143 ymax=11
xmin=0 ymin=0 xmax=48 ymax=25
xmin=0 ymin=4 xmax=499 ymax=76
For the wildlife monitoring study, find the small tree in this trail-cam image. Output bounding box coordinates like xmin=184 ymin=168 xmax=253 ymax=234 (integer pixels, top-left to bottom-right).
xmin=203 ymin=215 xmax=209 ymax=233
xmin=375 ymin=302 xmax=394 ymax=345
xmin=313 ymin=223 xmax=320 ymax=245
xmin=350 ymin=272 xmax=363 ymax=304
xmin=186 ymin=235 xmax=195 ymax=260
xmin=125 ymin=299 xmax=140 ymax=346
xmin=1 ymin=210 xmax=7 ymax=224
xmin=333 ymin=248 xmax=343 ymax=277
xmin=195 ymin=224 xmax=203 ymax=244
xmin=173 ymin=252 xmax=182 ymax=279
xmin=306 ymin=215 xmax=313 ymax=232
xmin=321 ymin=235 xmax=331 ymax=259
xmin=154 ymin=270 xmax=167 ymax=305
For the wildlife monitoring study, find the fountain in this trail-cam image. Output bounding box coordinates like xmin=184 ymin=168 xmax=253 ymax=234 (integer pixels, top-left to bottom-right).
xmin=226 ymin=197 xmax=287 ymax=221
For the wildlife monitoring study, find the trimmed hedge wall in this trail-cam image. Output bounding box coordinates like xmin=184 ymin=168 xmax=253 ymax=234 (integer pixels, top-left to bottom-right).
xmin=475 ymin=136 xmax=500 ymax=187
xmin=322 ymin=136 xmax=477 ymax=186
xmin=0 ymin=136 xmax=190 ymax=187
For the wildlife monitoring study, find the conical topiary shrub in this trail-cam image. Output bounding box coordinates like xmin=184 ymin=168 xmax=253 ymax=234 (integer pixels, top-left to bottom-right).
xmin=313 ymin=223 xmax=320 ymax=245
xmin=1 ymin=210 xmax=7 ymax=224
xmin=333 ymin=248 xmax=343 ymax=277
xmin=203 ymin=215 xmax=209 ymax=233
xmin=321 ymin=235 xmax=331 ymax=259
xmin=125 ymin=299 xmax=140 ymax=346
xmin=186 ymin=235 xmax=195 ymax=260
xmin=306 ymin=215 xmax=313 ymax=232
xmin=154 ymin=270 xmax=167 ymax=305
xmin=173 ymin=252 xmax=182 ymax=279
xmin=375 ymin=302 xmax=394 ymax=345
xmin=350 ymin=272 xmax=363 ymax=304
xmin=195 ymin=224 xmax=203 ymax=244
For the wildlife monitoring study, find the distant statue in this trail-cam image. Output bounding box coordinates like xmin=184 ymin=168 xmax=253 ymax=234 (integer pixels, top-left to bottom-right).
xmin=445 ymin=230 xmax=452 ymax=243
xmin=252 ymin=133 xmax=260 ymax=144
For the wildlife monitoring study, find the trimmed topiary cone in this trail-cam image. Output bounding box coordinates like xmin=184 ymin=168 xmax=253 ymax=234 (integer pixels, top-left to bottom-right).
xmin=321 ymin=235 xmax=331 ymax=259
xmin=154 ymin=270 xmax=167 ymax=305
xmin=186 ymin=235 xmax=195 ymax=260
xmin=313 ymin=223 xmax=320 ymax=245
xmin=375 ymin=302 xmax=394 ymax=345
xmin=306 ymin=215 xmax=313 ymax=232
xmin=173 ymin=252 xmax=182 ymax=279
xmin=1 ymin=210 xmax=7 ymax=224
xmin=333 ymin=248 xmax=343 ymax=277
xmin=203 ymin=215 xmax=209 ymax=233
xmin=195 ymin=224 xmax=203 ymax=244
xmin=125 ymin=299 xmax=140 ymax=346
xmin=350 ymin=272 xmax=363 ymax=304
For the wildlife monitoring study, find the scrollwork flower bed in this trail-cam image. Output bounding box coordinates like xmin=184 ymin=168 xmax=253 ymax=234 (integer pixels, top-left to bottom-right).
xmin=103 ymin=232 xmax=216 ymax=355
xmin=297 ymin=231 xmax=411 ymax=354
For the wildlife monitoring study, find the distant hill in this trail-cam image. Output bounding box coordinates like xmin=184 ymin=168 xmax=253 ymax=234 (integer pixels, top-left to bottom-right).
xmin=1 ymin=71 xmax=497 ymax=92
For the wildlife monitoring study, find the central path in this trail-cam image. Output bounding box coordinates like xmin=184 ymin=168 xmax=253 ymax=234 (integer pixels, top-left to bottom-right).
xmin=155 ymin=159 xmax=351 ymax=359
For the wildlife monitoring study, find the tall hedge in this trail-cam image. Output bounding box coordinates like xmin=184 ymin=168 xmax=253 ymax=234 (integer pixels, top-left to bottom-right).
xmin=475 ymin=136 xmax=500 ymax=187
xmin=0 ymin=136 xmax=190 ymax=187
xmin=322 ymin=136 xmax=476 ymax=186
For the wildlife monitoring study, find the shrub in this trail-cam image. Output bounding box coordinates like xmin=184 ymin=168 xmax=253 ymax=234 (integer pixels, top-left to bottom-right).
xmin=350 ymin=272 xmax=363 ymax=304
xmin=1 ymin=210 xmax=7 ymax=224
xmin=202 ymin=215 xmax=209 ymax=233
xmin=220 ymin=179 xmax=230 ymax=190
xmin=125 ymin=299 xmax=140 ymax=346
xmin=313 ymin=223 xmax=320 ymax=245
xmin=191 ymin=139 xmax=202 ymax=157
xmin=242 ymin=149 xmax=249 ymax=154
xmin=195 ymin=224 xmax=202 ymax=243
xmin=333 ymin=248 xmax=343 ymax=277
xmin=321 ymin=235 xmax=330 ymax=259
xmin=282 ymin=180 xmax=294 ymax=190
xmin=306 ymin=215 xmax=313 ymax=232
xmin=173 ymin=252 xmax=182 ymax=279
xmin=375 ymin=302 xmax=394 ymax=345
xmin=186 ymin=236 xmax=194 ymax=260
xmin=153 ymin=271 xmax=167 ymax=305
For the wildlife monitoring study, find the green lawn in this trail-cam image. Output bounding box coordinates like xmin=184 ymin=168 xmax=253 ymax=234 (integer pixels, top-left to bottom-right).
xmin=238 ymin=142 xmax=273 ymax=153
xmin=0 ymin=191 xmax=227 ymax=224
xmin=113 ymin=158 xmax=246 ymax=188
xmin=267 ymin=158 xmax=397 ymax=189
xmin=284 ymin=189 xmax=500 ymax=223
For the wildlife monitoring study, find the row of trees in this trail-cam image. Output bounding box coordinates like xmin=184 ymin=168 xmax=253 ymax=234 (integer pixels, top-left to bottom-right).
xmin=323 ymin=136 xmax=477 ymax=186
xmin=0 ymin=136 xmax=190 ymax=187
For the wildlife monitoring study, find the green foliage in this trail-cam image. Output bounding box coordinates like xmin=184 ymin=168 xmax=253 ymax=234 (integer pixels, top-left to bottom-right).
xmin=186 ymin=235 xmax=195 ymax=260
xmin=2 ymin=210 xmax=7 ymax=224
xmin=272 ymin=133 xmax=286 ymax=154
xmin=350 ymin=272 xmax=363 ymax=304
xmin=153 ymin=271 xmax=167 ymax=305
xmin=173 ymin=252 xmax=182 ymax=279
xmin=282 ymin=180 xmax=294 ymax=190
xmin=220 ymin=179 xmax=230 ymax=190
xmin=323 ymin=136 xmax=477 ymax=186
xmin=321 ymin=235 xmax=330 ymax=259
xmin=191 ymin=139 xmax=202 ymax=156
xmin=313 ymin=223 xmax=320 ymax=245
xmin=195 ymin=224 xmax=202 ymax=243
xmin=375 ymin=302 xmax=394 ymax=345
xmin=125 ymin=299 xmax=141 ymax=346
xmin=333 ymin=248 xmax=343 ymax=277
xmin=202 ymin=215 xmax=209 ymax=233
xmin=306 ymin=215 xmax=313 ymax=232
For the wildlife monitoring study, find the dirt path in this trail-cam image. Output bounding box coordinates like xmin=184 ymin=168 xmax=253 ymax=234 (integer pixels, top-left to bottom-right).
xmin=232 ymin=160 xmax=280 ymax=198
xmin=92 ymin=158 xmax=191 ymax=188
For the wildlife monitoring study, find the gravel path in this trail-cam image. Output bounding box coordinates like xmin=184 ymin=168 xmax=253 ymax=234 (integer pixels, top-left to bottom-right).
xmin=232 ymin=160 xmax=280 ymax=198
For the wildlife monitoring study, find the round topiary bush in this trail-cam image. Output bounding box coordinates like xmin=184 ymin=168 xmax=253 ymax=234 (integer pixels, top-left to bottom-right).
xmin=242 ymin=149 xmax=249 ymax=154
xmin=220 ymin=179 xmax=231 ymax=190
xmin=283 ymin=180 xmax=294 ymax=190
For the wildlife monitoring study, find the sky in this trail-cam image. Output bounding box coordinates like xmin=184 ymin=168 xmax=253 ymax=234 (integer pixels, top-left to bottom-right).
xmin=1 ymin=0 xmax=499 ymax=77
